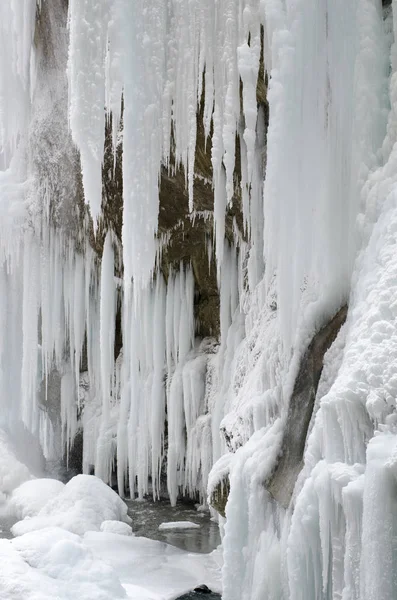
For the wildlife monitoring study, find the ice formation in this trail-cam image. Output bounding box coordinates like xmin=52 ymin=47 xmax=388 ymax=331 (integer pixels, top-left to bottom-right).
xmin=158 ymin=521 xmax=201 ymax=531
xmin=100 ymin=520 xmax=133 ymax=536
xmin=1 ymin=0 xmax=397 ymax=598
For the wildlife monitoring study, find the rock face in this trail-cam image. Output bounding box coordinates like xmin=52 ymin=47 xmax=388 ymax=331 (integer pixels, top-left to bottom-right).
xmin=92 ymin=38 xmax=268 ymax=342
xmin=209 ymin=307 xmax=347 ymax=517
xmin=175 ymin=585 xmax=221 ymax=600
xmin=33 ymin=0 xmax=85 ymax=237
xmin=209 ymin=477 xmax=230 ymax=518
xmin=267 ymin=305 xmax=348 ymax=508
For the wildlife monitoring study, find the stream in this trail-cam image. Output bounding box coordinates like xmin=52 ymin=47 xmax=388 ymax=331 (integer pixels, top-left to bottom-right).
xmin=125 ymin=498 xmax=221 ymax=554
xmin=0 ymin=515 xmax=17 ymax=539
xmin=0 ymin=493 xmax=221 ymax=554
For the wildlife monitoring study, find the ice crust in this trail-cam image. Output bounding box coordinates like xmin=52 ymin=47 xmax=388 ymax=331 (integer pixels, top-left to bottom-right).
xmin=158 ymin=521 xmax=201 ymax=531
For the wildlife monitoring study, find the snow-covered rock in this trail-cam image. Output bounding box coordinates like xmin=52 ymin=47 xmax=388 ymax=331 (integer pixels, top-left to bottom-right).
xmin=9 ymin=478 xmax=65 ymax=519
xmin=12 ymin=475 xmax=131 ymax=537
xmin=100 ymin=520 xmax=134 ymax=536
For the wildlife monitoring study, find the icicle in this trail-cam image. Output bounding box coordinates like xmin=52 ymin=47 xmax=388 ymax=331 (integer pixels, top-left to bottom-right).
xmin=60 ymin=368 xmax=77 ymax=459
xmin=150 ymin=275 xmax=166 ymax=499
xmin=105 ymin=0 xmax=124 ymax=153
xmin=99 ymin=232 xmax=115 ymax=423
xmin=165 ymin=264 xmax=195 ymax=504
xmin=21 ymin=234 xmax=40 ymax=432
xmin=68 ymin=0 xmax=110 ymax=225
xmin=360 ymin=432 xmax=397 ymax=600
xmin=0 ymin=0 xmax=36 ymax=155
xmin=72 ymin=254 xmax=85 ymax=393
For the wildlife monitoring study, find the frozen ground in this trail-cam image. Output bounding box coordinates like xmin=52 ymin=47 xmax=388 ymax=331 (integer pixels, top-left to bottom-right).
xmin=0 ymin=472 xmax=222 ymax=600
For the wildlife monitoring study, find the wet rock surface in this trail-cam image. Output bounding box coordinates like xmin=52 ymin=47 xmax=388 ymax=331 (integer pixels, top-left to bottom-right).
xmin=267 ymin=305 xmax=348 ymax=508
xmin=209 ymin=478 xmax=230 ymax=519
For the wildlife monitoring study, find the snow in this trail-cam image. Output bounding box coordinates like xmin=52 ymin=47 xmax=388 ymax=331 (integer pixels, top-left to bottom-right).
xmin=158 ymin=521 xmax=201 ymax=531
xmin=207 ymin=452 xmax=233 ymax=501
xmin=0 ymin=527 xmax=222 ymax=600
xmin=83 ymin=532 xmax=222 ymax=600
xmin=4 ymin=527 xmax=126 ymax=600
xmin=100 ymin=520 xmax=134 ymax=536
xmin=9 ymin=478 xmax=65 ymax=520
xmin=12 ymin=474 xmax=131 ymax=537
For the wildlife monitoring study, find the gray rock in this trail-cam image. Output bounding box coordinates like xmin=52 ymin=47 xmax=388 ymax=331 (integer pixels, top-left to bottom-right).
xmin=267 ymin=305 xmax=348 ymax=508
xmin=175 ymin=584 xmax=221 ymax=599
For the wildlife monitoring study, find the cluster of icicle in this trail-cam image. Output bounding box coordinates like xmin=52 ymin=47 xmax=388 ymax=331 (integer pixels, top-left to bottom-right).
xmin=66 ymin=0 xmax=267 ymax=502
xmin=0 ymin=0 xmax=265 ymax=503
xmin=68 ymin=0 xmax=265 ymax=287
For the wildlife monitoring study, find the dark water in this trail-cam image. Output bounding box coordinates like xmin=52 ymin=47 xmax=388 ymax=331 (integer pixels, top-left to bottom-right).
xmin=0 ymin=515 xmax=17 ymax=539
xmin=125 ymin=498 xmax=221 ymax=553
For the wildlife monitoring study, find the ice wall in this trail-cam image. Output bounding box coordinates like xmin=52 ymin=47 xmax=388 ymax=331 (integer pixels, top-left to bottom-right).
xmin=218 ymin=2 xmax=397 ymax=600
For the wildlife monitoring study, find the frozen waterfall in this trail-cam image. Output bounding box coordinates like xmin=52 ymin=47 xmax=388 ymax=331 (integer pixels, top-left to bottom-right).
xmin=0 ymin=0 xmax=397 ymax=598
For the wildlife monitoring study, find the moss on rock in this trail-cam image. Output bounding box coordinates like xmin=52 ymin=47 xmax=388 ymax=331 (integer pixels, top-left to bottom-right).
xmin=209 ymin=477 xmax=230 ymax=518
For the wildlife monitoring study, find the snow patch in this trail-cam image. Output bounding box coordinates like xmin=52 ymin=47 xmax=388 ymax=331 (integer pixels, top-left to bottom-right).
xmin=158 ymin=521 xmax=201 ymax=531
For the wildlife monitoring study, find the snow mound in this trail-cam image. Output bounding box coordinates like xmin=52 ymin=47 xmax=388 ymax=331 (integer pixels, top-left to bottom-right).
xmin=158 ymin=521 xmax=201 ymax=531
xmin=100 ymin=520 xmax=134 ymax=536
xmin=10 ymin=479 xmax=65 ymax=519
xmin=11 ymin=474 xmax=131 ymax=537
xmin=0 ymin=527 xmax=126 ymax=599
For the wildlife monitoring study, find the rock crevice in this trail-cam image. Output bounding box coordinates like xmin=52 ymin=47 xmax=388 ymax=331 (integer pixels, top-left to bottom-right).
xmin=267 ymin=305 xmax=348 ymax=508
